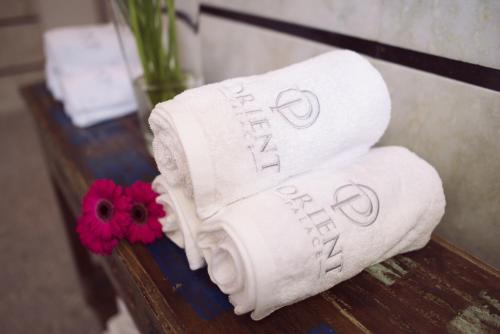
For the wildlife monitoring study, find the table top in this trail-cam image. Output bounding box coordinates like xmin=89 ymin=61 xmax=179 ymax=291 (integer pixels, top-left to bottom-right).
xmin=21 ymin=82 xmax=500 ymax=334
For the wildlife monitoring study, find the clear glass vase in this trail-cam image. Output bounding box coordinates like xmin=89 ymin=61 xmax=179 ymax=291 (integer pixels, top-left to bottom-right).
xmin=110 ymin=0 xmax=203 ymax=152
xmin=133 ymin=73 xmax=201 ymax=151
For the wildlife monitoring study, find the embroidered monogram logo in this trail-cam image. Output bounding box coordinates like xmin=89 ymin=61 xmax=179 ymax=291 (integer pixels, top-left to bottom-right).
xmin=275 ymin=180 xmax=380 ymax=277
xmin=221 ymin=82 xmax=281 ymax=174
xmin=331 ymin=182 xmax=379 ymax=226
xmin=271 ymin=88 xmax=320 ymax=129
xmin=221 ymin=83 xmax=321 ymax=174
xmin=275 ymin=184 xmax=343 ymax=277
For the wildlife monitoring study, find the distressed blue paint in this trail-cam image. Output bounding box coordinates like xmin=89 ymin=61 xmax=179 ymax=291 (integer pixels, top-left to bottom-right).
xmin=40 ymin=84 xmax=232 ymax=319
xmin=47 ymin=104 xmax=93 ymax=147
xmin=86 ymin=151 xmax=157 ymax=185
xmin=147 ymin=238 xmax=232 ymax=320
xmin=51 ymin=105 xmax=71 ymax=126
xmin=44 ymin=93 xmax=129 ymax=147
xmin=85 ymin=120 xmax=124 ymax=143
xmin=118 ymin=150 xmax=157 ymax=182
xmin=308 ymin=323 xmax=336 ymax=334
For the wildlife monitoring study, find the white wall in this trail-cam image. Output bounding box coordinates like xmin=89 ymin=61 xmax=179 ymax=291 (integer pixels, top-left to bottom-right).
xmin=198 ymin=0 xmax=500 ymax=267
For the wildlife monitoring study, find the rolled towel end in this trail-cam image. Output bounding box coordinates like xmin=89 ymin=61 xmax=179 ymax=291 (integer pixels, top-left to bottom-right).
xmin=156 ymin=194 xmax=185 ymax=248
xmin=152 ymin=175 xmax=206 ymax=270
xmin=197 ymin=146 xmax=446 ymax=320
xmin=198 ymin=221 xmax=258 ymax=315
xmin=150 ymin=109 xmax=189 ymax=187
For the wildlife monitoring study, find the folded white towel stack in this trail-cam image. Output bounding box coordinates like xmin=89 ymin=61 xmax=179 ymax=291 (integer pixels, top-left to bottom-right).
xmin=45 ymin=23 xmax=124 ymax=99
xmin=152 ymin=175 xmax=205 ymax=270
xmin=197 ymin=146 xmax=446 ymax=320
xmin=44 ymin=23 xmax=140 ymax=127
xmin=60 ymin=65 xmax=137 ymax=127
xmin=150 ymin=50 xmax=391 ymax=219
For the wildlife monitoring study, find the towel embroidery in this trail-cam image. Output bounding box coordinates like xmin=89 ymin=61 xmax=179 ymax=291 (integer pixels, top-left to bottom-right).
xmin=220 ymin=82 xmax=321 ymax=176
xmin=331 ymin=181 xmax=379 ymax=226
xmin=271 ymin=88 xmax=320 ymax=129
xmin=275 ymin=184 xmax=343 ymax=278
xmin=220 ymin=82 xmax=281 ymax=174
xmin=275 ymin=181 xmax=380 ymax=278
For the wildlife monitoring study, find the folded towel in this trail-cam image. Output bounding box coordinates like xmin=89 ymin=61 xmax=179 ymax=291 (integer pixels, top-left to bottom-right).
xmin=197 ymin=146 xmax=445 ymax=320
xmin=45 ymin=59 xmax=64 ymax=101
xmin=67 ymin=103 xmax=134 ymax=128
xmin=152 ymin=175 xmax=205 ymax=270
xmin=44 ymin=23 xmax=127 ymax=100
xmin=60 ymin=66 xmax=137 ymax=127
xmin=150 ymin=50 xmax=391 ymax=219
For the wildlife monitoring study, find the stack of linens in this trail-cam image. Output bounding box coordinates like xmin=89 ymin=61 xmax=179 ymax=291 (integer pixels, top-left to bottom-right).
xmin=150 ymin=50 xmax=445 ymax=320
xmin=44 ymin=23 xmax=140 ymax=127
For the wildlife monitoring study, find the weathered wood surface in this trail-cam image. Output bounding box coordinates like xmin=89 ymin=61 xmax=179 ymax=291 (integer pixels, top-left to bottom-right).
xmin=22 ymin=82 xmax=500 ymax=334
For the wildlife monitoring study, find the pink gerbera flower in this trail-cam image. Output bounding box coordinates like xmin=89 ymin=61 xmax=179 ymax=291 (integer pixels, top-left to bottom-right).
xmin=76 ymin=179 xmax=130 ymax=255
xmin=124 ymin=181 xmax=165 ymax=244
xmin=76 ymin=222 xmax=119 ymax=255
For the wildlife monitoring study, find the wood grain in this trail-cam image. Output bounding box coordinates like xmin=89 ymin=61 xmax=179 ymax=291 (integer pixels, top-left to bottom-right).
xmin=21 ymin=82 xmax=500 ymax=334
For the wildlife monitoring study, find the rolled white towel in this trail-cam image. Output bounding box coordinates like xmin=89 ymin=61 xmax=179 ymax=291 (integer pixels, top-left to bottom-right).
xmin=152 ymin=175 xmax=205 ymax=270
xmin=197 ymin=146 xmax=446 ymax=320
xmin=149 ymin=50 xmax=391 ymax=219
xmin=60 ymin=66 xmax=137 ymax=127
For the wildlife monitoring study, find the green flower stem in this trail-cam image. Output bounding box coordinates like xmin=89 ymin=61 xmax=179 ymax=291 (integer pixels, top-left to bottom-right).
xmin=123 ymin=0 xmax=186 ymax=105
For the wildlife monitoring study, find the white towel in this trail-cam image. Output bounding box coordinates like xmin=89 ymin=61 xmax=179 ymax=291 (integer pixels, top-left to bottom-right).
xmin=60 ymin=66 xmax=137 ymax=127
xmin=197 ymin=146 xmax=445 ymax=320
xmin=150 ymin=50 xmax=391 ymax=219
xmin=152 ymin=175 xmax=205 ymax=270
xmin=43 ymin=23 xmax=142 ymax=127
xmin=44 ymin=23 xmax=128 ymax=100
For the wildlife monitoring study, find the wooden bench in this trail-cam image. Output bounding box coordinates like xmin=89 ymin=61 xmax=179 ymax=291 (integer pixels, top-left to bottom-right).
xmin=21 ymin=82 xmax=500 ymax=333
